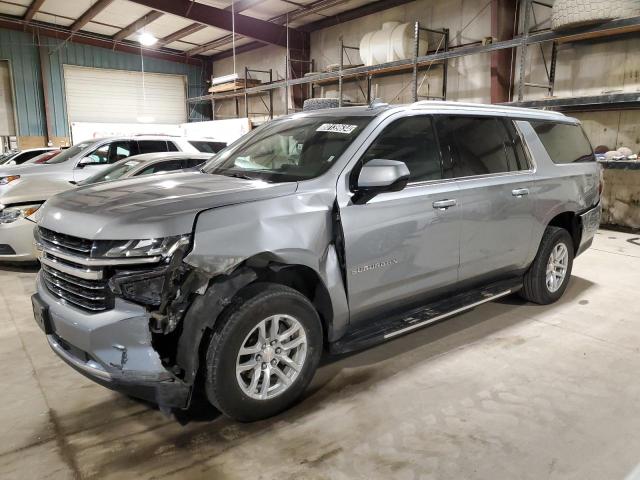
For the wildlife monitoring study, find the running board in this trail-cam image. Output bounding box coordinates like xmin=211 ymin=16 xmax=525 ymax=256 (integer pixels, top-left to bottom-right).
xmin=330 ymin=278 xmax=522 ymax=354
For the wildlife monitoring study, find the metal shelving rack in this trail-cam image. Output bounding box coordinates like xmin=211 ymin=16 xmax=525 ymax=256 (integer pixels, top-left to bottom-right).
xmin=310 ymin=24 xmax=449 ymax=106
xmin=191 ymin=10 xmax=640 ymax=116
xmin=211 ymin=67 xmax=274 ymax=120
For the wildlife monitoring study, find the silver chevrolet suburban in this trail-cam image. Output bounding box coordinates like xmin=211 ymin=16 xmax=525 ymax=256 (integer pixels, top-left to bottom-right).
xmin=31 ymin=102 xmax=601 ymax=422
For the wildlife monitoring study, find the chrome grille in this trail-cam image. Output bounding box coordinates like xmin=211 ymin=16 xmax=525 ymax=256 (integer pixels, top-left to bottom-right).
xmin=42 ymin=264 xmax=109 ymax=312
xmin=39 ymin=227 xmax=93 ymax=256
xmin=38 ymin=227 xmax=111 ymax=312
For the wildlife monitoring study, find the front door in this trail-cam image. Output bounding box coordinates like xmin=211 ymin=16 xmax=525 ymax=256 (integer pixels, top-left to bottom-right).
xmin=339 ymin=115 xmax=461 ymax=324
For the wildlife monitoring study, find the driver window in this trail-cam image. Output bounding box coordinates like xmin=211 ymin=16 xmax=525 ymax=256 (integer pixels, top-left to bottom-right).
xmin=108 ymin=141 xmax=135 ymax=163
xmin=359 ymin=116 xmax=442 ymax=183
xmin=86 ymin=144 xmax=109 ymax=164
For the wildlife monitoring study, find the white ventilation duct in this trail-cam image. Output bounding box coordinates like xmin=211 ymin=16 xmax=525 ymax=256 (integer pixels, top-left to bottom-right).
xmin=359 ymin=22 xmax=428 ymax=66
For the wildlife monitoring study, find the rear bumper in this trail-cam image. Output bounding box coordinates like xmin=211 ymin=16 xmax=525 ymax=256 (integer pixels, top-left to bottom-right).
xmin=0 ymin=217 xmax=38 ymax=262
xmin=577 ymin=202 xmax=601 ymax=256
xmin=34 ymin=274 xmax=191 ymax=408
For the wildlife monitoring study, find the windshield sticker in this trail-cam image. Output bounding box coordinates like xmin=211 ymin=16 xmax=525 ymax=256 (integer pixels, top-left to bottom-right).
xmin=316 ymin=123 xmax=358 ymax=134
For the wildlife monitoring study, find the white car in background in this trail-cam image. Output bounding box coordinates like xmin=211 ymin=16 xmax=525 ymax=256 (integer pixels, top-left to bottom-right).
xmin=0 ymin=136 xmax=225 ymax=261
xmin=0 ymin=147 xmax=59 ymax=165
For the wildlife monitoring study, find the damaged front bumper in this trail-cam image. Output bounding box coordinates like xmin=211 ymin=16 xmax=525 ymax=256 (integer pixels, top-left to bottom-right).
xmin=34 ymin=273 xmax=191 ymax=408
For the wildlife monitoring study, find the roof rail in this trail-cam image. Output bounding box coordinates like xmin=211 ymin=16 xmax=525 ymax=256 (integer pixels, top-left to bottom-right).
xmin=410 ymin=100 xmax=566 ymax=117
xmin=132 ymin=133 xmax=181 ymax=137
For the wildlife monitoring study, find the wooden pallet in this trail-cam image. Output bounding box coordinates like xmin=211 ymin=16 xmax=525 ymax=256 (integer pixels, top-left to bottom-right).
xmin=208 ymin=78 xmax=262 ymax=93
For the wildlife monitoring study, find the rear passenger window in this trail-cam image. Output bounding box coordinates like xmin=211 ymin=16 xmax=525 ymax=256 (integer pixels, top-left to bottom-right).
xmin=189 ymin=141 xmax=227 ymax=153
xmin=436 ymin=116 xmax=513 ymax=178
xmin=359 ymin=116 xmax=442 ymax=183
xmin=137 ymin=140 xmax=169 ymax=154
xmin=529 ymin=121 xmax=594 ymax=164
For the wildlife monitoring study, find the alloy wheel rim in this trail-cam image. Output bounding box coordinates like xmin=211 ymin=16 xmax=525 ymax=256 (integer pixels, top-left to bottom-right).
xmin=546 ymin=242 xmax=568 ymax=293
xmin=235 ymin=314 xmax=307 ymax=400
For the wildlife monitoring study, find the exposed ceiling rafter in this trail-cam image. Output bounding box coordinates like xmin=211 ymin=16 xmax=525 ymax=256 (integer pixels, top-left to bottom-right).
xmin=70 ymin=0 xmax=116 ymax=33
xmin=113 ymin=9 xmax=163 ymax=42
xmin=23 ymin=0 xmax=46 ymax=22
xmin=127 ymin=0 xmax=307 ymax=49
xmin=156 ymin=22 xmax=205 ymax=46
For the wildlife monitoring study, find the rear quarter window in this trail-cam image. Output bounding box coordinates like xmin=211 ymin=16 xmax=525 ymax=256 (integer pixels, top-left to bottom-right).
xmin=529 ymin=121 xmax=595 ymax=164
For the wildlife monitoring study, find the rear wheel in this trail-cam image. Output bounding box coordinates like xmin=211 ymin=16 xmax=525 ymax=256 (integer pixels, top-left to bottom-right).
xmin=204 ymin=283 xmax=323 ymax=422
xmin=521 ymin=226 xmax=574 ymax=304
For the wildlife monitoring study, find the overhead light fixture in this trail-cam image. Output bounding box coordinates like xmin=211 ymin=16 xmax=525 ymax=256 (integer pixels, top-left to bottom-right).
xmin=138 ymin=31 xmax=158 ymax=46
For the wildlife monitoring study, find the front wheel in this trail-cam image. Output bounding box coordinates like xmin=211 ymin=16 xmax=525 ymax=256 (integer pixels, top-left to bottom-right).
xmin=521 ymin=226 xmax=574 ymax=304
xmin=204 ymin=283 xmax=323 ymax=422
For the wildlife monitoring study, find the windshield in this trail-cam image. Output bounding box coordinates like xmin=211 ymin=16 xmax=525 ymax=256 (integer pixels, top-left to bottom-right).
xmin=78 ymin=159 xmax=143 ymax=186
xmin=202 ymin=115 xmax=372 ymax=182
xmin=45 ymin=141 xmax=93 ymax=164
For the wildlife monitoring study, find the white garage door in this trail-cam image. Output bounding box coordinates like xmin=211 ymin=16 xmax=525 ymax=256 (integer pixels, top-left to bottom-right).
xmin=63 ymin=65 xmax=187 ymax=125
xmin=0 ymin=60 xmax=16 ymax=136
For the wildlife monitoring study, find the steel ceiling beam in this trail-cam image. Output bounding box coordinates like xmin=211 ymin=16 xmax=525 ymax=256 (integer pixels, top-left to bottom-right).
xmin=23 ymin=0 xmax=46 ymax=22
xmin=113 ymin=10 xmax=164 ymax=42
xmin=207 ymin=0 xmax=410 ymax=59
xmin=200 ymin=0 xmax=349 ymax=57
xmin=156 ymin=22 xmax=205 ymax=46
xmin=127 ymin=0 xmax=306 ymax=49
xmin=185 ymin=0 xmax=270 ymax=56
xmin=70 ymin=0 xmax=116 ymax=33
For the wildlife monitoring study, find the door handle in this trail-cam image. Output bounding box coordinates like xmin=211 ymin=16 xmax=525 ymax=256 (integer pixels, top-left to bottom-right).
xmin=432 ymin=199 xmax=457 ymax=210
xmin=512 ymin=188 xmax=529 ymax=197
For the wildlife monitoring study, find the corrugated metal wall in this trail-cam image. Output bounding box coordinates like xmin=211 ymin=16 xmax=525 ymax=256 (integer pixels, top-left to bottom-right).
xmin=0 ymin=28 xmax=210 ymax=141
xmin=0 ymin=28 xmax=47 ymax=137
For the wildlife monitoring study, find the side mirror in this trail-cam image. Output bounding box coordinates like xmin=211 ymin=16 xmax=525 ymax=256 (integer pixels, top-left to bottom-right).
xmin=8 ymin=160 xmax=16 ymax=165
xmin=77 ymin=157 xmax=96 ymax=168
xmin=353 ymin=159 xmax=410 ymax=204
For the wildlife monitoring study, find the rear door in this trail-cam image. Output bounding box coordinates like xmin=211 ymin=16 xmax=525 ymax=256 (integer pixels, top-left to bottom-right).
xmin=339 ymin=114 xmax=461 ymax=324
xmin=435 ymin=115 xmax=536 ymax=283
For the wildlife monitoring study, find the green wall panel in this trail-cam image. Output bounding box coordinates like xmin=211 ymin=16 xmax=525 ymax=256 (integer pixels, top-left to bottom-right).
xmin=0 ymin=28 xmax=210 ymax=139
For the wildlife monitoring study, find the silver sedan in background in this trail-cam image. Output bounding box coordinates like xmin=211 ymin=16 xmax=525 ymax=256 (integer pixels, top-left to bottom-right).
xmin=0 ymin=152 xmax=212 ymax=262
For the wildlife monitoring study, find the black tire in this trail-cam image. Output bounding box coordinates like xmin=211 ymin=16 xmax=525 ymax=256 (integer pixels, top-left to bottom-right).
xmin=204 ymin=282 xmax=323 ymax=422
xmin=521 ymin=226 xmax=574 ymax=305
xmin=302 ymin=98 xmax=340 ymax=111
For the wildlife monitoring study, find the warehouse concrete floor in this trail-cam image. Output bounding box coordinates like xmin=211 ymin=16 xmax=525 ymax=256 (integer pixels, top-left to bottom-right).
xmin=1 ymin=229 xmax=640 ymax=480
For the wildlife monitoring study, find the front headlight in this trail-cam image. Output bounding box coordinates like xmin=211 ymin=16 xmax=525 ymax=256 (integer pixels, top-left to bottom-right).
xmin=94 ymin=234 xmax=190 ymax=259
xmin=0 ymin=175 xmax=20 ymax=186
xmin=0 ymin=203 xmax=41 ymax=224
